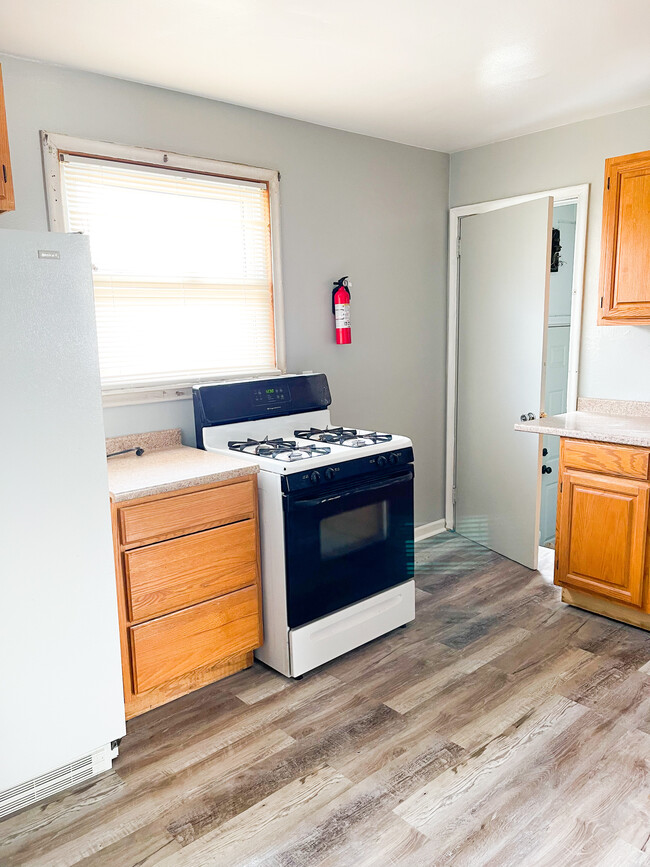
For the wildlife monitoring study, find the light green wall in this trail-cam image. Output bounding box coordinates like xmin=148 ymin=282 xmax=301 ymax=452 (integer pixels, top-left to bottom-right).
xmin=0 ymin=53 xmax=449 ymax=524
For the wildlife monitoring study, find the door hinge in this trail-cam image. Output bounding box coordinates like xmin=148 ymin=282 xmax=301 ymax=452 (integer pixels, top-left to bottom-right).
xmin=600 ymin=296 xmax=604 ymax=308
xmin=555 ymin=558 xmax=559 ymax=570
xmin=607 ymin=177 xmax=610 ymax=190
xmin=456 ymin=236 xmax=461 ymax=258
xmin=452 ymin=486 xmax=457 ymax=504
xmin=560 ymin=482 xmax=563 ymax=493
xmin=1 ymin=164 xmax=6 ymax=184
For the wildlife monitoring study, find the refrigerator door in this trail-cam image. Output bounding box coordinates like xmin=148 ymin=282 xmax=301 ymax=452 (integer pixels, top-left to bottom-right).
xmin=0 ymin=229 xmax=125 ymax=791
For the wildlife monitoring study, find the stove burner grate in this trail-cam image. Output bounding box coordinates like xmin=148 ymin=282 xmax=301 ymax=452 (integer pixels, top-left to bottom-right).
xmin=294 ymin=427 xmax=393 ymax=447
xmin=228 ymin=437 xmax=331 ymax=460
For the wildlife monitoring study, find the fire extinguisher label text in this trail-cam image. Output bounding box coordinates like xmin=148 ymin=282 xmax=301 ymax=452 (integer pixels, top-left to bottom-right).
xmin=335 ymin=304 xmax=351 ymax=328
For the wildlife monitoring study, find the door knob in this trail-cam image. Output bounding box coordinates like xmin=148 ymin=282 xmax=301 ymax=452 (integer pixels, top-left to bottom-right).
xmin=520 ymin=412 xmax=537 ymax=422
xmin=542 ymin=465 xmax=552 ymax=475
xmin=543 ymin=448 xmax=548 ymax=456
xmin=527 ymin=413 xmax=536 ymax=421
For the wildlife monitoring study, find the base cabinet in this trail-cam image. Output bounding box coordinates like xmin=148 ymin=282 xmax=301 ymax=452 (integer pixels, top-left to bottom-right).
xmin=112 ymin=475 xmax=262 ymax=719
xmin=555 ymin=439 xmax=650 ymax=623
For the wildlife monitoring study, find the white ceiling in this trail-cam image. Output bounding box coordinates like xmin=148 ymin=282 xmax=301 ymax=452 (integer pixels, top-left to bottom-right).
xmin=1 ymin=0 xmax=650 ymax=152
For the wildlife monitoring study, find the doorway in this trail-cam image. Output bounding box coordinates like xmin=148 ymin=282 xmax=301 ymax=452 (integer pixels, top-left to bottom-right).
xmin=539 ymin=202 xmax=577 ymax=548
xmin=446 ymin=185 xmax=589 ymax=569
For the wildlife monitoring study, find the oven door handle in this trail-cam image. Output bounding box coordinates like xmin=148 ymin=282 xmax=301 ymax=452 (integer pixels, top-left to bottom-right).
xmin=290 ymin=469 xmax=413 ymax=508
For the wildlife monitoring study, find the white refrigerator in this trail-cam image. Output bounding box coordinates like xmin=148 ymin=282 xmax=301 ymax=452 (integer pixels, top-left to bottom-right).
xmin=0 ymin=229 xmax=125 ymax=816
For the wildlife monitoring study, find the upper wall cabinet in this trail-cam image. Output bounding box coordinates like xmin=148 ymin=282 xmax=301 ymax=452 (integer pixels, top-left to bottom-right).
xmin=0 ymin=63 xmax=15 ymax=214
xmin=598 ymin=149 xmax=650 ymax=325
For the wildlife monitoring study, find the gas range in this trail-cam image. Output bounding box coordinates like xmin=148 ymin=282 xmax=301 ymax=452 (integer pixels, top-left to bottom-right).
xmin=228 ymin=428 xmax=394 ymax=463
xmin=193 ymin=373 xmax=415 ymax=677
xmin=197 ymin=404 xmax=413 ymax=486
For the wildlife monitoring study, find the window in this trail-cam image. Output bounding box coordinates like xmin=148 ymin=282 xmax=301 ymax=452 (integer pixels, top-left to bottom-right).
xmin=42 ymin=133 xmax=284 ymax=400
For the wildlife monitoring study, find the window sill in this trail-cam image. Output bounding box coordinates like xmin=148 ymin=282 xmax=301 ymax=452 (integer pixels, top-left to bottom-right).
xmin=102 ymin=386 xmax=194 ymax=408
xmin=101 ymin=370 xmax=285 ymax=408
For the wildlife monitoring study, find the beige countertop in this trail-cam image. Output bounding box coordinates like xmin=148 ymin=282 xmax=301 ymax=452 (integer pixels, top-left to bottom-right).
xmin=106 ymin=429 xmax=259 ymax=502
xmin=515 ymin=411 xmax=650 ymax=448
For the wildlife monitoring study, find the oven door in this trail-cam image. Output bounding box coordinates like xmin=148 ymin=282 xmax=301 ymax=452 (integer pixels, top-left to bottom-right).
xmin=283 ymin=466 xmax=414 ymax=628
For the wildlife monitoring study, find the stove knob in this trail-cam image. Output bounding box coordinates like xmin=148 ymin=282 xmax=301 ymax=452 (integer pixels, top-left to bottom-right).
xmin=310 ymin=471 xmax=321 ymax=485
xmin=325 ymin=467 xmax=336 ymax=481
xmin=377 ymin=455 xmax=388 ymax=468
xmin=389 ymin=453 xmax=399 ymax=465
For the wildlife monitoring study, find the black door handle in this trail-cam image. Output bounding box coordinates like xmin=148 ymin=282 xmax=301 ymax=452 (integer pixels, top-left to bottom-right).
xmin=542 ymin=465 xmax=552 ymax=475
xmin=542 ymin=448 xmax=548 ymax=457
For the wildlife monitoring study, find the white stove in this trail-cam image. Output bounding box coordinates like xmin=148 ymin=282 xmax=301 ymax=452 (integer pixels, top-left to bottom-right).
xmin=194 ymin=374 xmax=415 ymax=677
xmin=201 ymin=408 xmax=413 ymax=474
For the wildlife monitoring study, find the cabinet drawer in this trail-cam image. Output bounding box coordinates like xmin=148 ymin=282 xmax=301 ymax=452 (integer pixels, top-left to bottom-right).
xmin=129 ymin=585 xmax=260 ymax=694
xmin=125 ymin=519 xmax=258 ymax=622
xmin=119 ymin=480 xmax=255 ymax=545
xmin=562 ymin=440 xmax=649 ymax=480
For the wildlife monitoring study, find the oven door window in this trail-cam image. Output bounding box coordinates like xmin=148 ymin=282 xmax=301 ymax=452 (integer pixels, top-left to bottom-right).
xmin=320 ymin=501 xmax=389 ymax=560
xmin=284 ymin=468 xmax=414 ymax=628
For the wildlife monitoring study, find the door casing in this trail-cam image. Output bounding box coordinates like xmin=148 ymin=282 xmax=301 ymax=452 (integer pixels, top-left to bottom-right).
xmin=445 ymin=184 xmax=590 ymax=530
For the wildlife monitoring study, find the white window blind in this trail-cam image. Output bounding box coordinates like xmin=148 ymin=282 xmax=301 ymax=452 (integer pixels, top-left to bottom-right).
xmin=59 ymin=155 xmax=278 ymax=389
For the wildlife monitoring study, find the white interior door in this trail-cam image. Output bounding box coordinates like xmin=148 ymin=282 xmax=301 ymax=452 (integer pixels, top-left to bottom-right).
xmin=455 ymin=197 xmax=553 ymax=569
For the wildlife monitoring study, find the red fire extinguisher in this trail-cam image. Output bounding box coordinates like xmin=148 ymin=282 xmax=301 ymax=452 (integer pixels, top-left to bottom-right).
xmin=332 ymin=276 xmax=351 ymax=344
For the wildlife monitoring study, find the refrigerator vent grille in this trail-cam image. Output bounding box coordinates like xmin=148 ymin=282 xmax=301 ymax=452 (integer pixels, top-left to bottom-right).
xmin=0 ymin=744 xmax=113 ymax=819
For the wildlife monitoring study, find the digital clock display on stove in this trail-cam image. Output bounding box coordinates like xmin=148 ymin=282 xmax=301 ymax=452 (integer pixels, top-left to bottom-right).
xmin=252 ymin=384 xmax=290 ymax=405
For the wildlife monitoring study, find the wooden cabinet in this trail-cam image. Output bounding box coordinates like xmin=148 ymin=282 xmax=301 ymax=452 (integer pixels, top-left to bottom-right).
xmin=124 ymin=520 xmax=258 ymax=622
xmin=130 ymin=586 xmax=260 ymax=694
xmin=557 ymin=469 xmax=649 ymax=606
xmin=112 ymin=475 xmax=262 ymax=719
xmin=0 ymin=63 xmax=15 ymax=214
xmin=598 ymin=149 xmax=650 ymax=325
xmin=555 ymin=438 xmax=650 ymax=628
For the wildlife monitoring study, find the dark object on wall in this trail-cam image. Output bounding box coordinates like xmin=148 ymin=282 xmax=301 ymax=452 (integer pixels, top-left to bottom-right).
xmin=550 ymin=228 xmax=562 ymax=272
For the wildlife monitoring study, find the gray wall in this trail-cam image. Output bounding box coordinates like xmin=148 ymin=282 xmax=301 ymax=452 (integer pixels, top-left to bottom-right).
xmin=0 ymin=53 xmax=449 ymax=524
xmin=450 ymin=104 xmax=650 ymax=402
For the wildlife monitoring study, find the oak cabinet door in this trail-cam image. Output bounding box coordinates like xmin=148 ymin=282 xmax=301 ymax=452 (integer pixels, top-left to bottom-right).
xmin=556 ymin=469 xmax=649 ymax=606
xmin=0 ymin=64 xmax=14 ymax=213
xmin=599 ymin=149 xmax=650 ymax=325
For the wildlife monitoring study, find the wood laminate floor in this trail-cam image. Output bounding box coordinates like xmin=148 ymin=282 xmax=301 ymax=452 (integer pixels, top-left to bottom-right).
xmin=3 ymin=532 xmax=650 ymax=867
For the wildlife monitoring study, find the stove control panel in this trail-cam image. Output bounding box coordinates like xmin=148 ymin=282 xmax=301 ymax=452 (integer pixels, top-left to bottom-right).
xmin=194 ymin=374 xmax=332 ymax=447
xmin=282 ymin=447 xmax=414 ymax=493
xmin=252 ymin=384 xmax=289 ymax=406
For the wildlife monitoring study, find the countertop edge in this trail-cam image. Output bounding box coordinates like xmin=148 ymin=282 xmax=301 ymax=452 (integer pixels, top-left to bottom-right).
xmin=514 ymin=423 xmax=650 ymax=448
xmin=110 ymin=463 xmax=259 ymax=503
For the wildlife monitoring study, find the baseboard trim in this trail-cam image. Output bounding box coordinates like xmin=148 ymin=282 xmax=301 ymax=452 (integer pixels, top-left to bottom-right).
xmin=414 ymin=519 xmax=447 ymax=542
xmin=561 ymin=587 xmax=650 ymax=632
